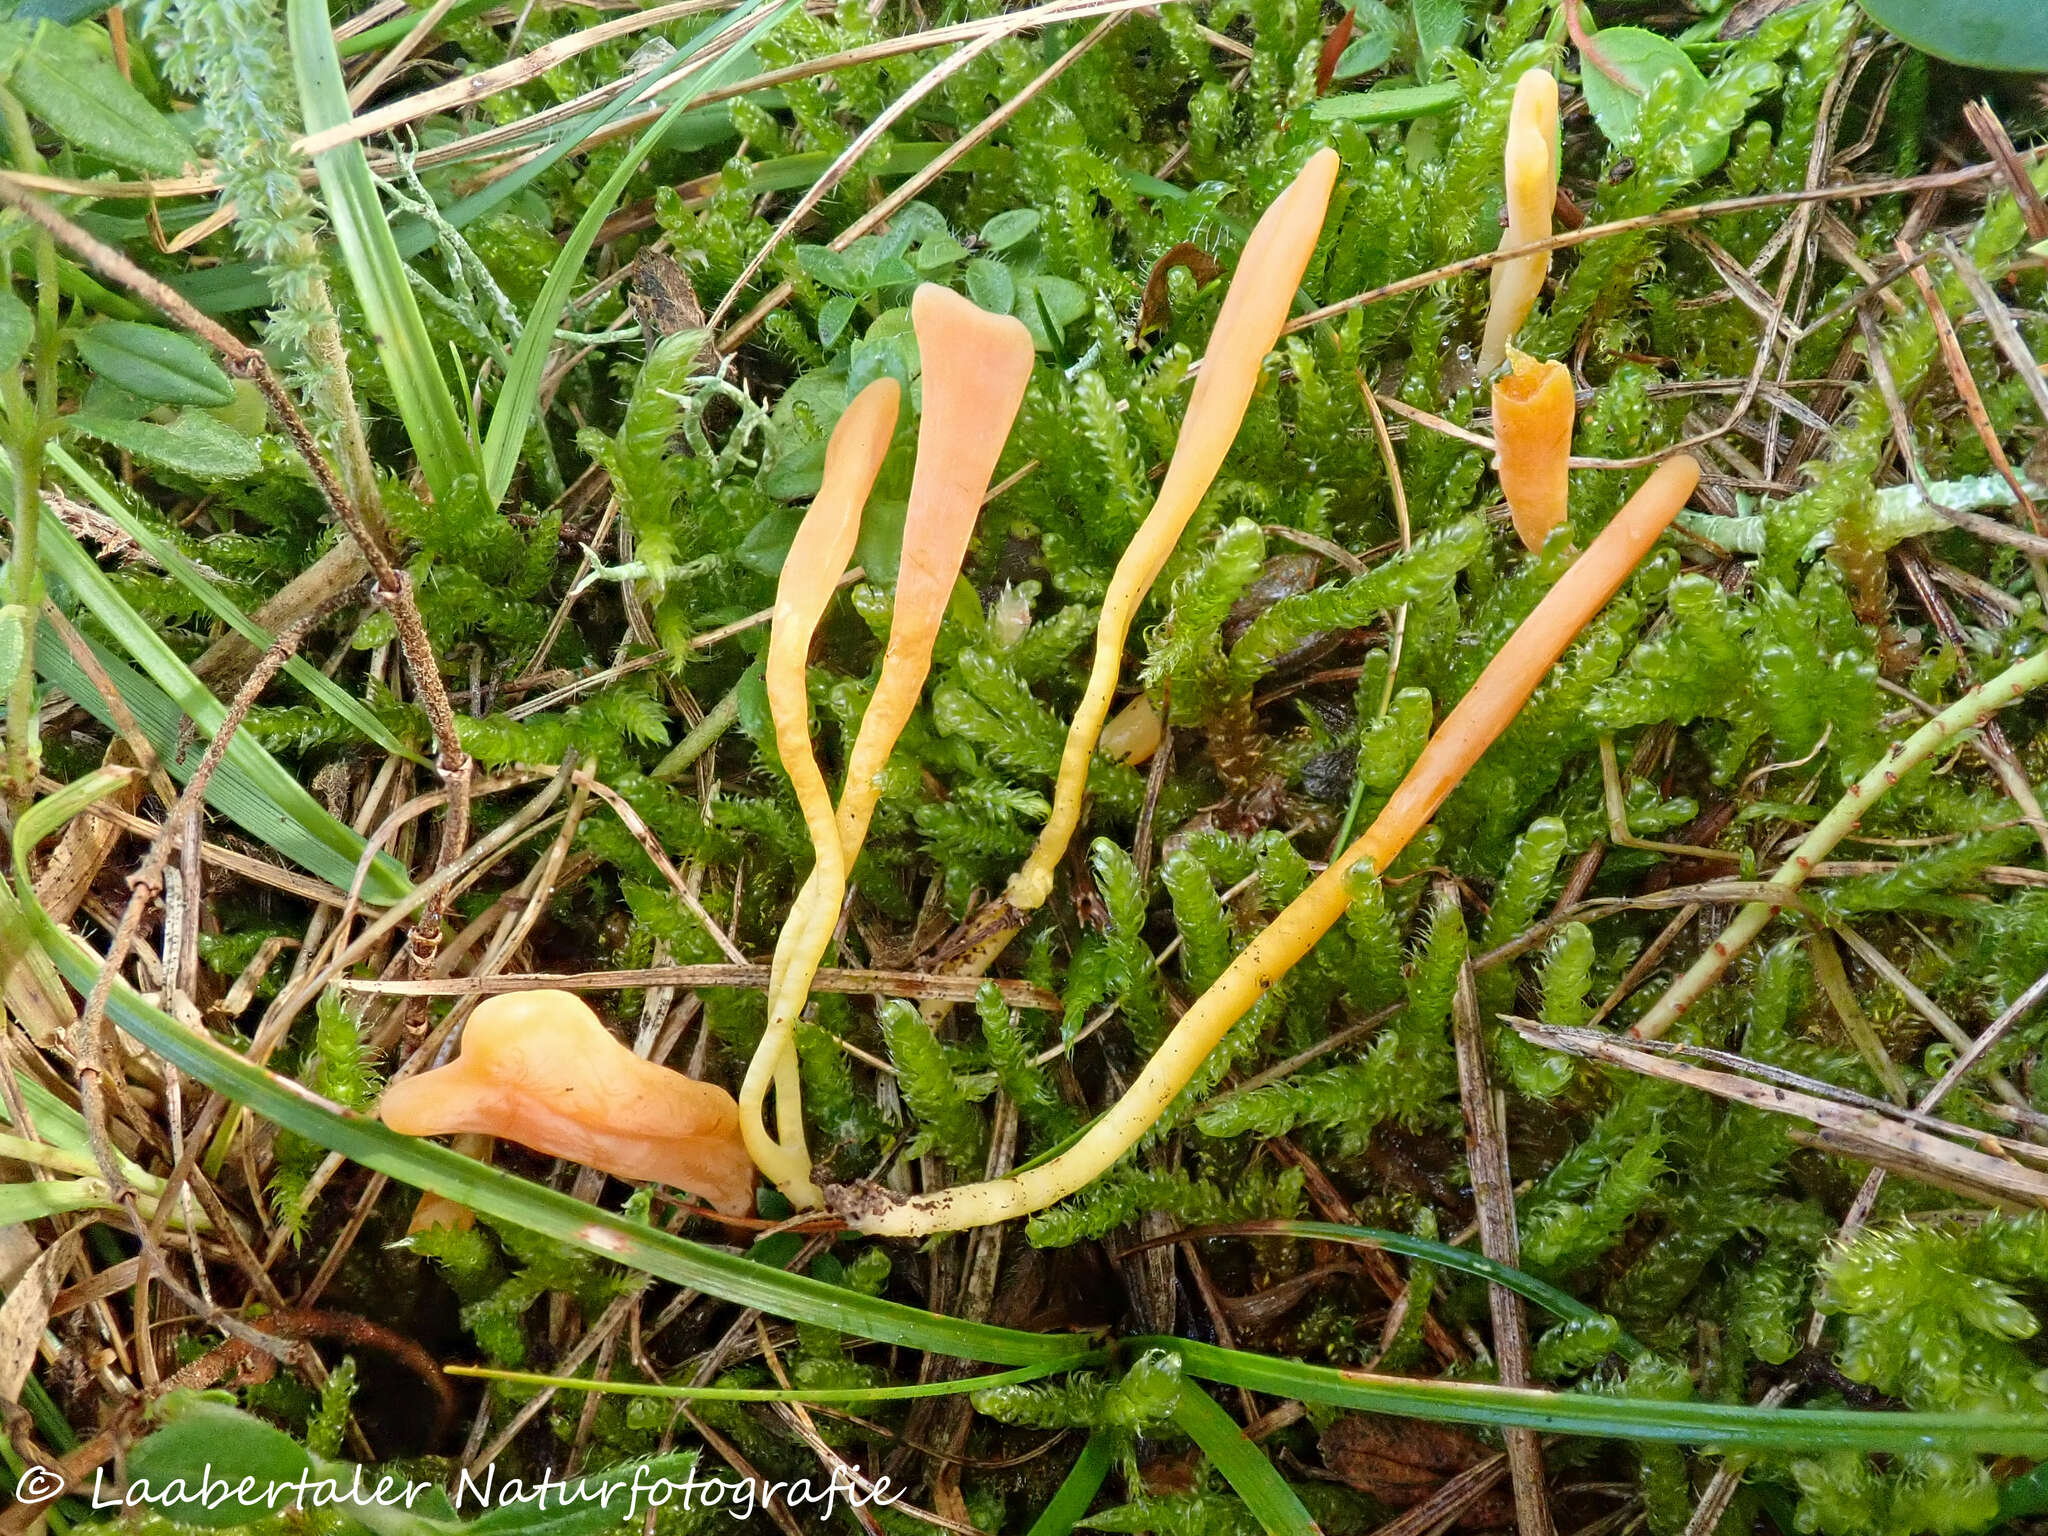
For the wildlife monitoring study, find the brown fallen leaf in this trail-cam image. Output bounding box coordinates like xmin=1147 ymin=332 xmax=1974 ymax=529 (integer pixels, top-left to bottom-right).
xmin=1320 ymin=1413 xmax=1514 ymax=1528
xmin=1134 ymin=241 xmax=1223 ymax=351
xmin=628 ymin=249 xmax=716 ymax=361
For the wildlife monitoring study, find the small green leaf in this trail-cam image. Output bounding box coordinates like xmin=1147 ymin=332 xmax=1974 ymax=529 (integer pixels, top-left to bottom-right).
xmin=67 ymin=410 xmax=263 ymax=481
xmin=1579 ymin=27 xmax=1708 ymax=147
xmin=914 ymin=231 xmax=970 ymax=270
xmin=72 ymin=322 xmax=235 ymax=407
xmin=0 ymin=17 xmax=192 ymax=174
xmin=965 ymin=256 xmax=1015 ymax=314
xmin=1028 ymin=274 xmax=1088 ymax=328
xmin=0 ymin=289 xmax=31 ymax=373
xmin=1411 ymin=0 xmax=1467 ymax=77
xmin=818 ymin=291 xmax=857 ymax=348
xmin=980 ymin=208 xmax=1041 ymax=251
xmin=737 ymin=504 xmax=805 ymax=575
xmin=855 ymin=495 xmax=909 ymax=584
xmin=1854 ymin=0 xmax=2048 ymax=71
xmin=797 ymin=243 xmax=860 ymax=292
xmin=1333 ymin=30 xmax=1394 ymax=80
xmin=1310 ymin=79 xmax=1464 ymax=123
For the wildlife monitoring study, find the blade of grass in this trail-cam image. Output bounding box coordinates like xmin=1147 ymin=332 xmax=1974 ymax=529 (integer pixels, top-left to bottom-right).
xmin=288 ymin=0 xmax=480 ymax=508
xmin=46 ymin=444 xmax=427 ymax=766
xmin=13 ymin=769 xmax=1086 ymax=1368
xmin=1160 ymin=1338 xmax=2048 ymax=1455
xmin=25 ymin=508 xmax=410 ymax=903
xmin=477 ymin=0 xmax=798 ymax=506
xmin=445 ymin=1357 xmax=1102 ymax=1402
xmin=1172 ymin=1383 xmax=1319 ymax=1536
xmin=1025 ymin=1429 xmax=1115 ymax=1536
xmin=1148 ymin=1220 xmax=1641 ymax=1355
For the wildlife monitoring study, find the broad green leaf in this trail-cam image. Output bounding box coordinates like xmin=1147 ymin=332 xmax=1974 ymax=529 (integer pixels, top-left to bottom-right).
xmin=1310 ymin=78 xmax=1463 ymax=123
xmin=288 ymin=0 xmax=479 ymax=510
xmin=796 ymin=243 xmax=860 ymax=292
xmin=25 ymin=505 xmax=412 ymax=903
xmin=65 ymin=410 xmax=262 ymax=481
xmin=0 ymin=289 xmax=31 ymax=373
xmin=1854 ymin=0 xmax=2048 ymax=71
xmin=72 ymin=321 xmax=234 ymax=407
xmin=736 ymin=503 xmax=805 ymax=575
xmin=126 ymin=1400 xmax=315 ymax=1527
xmin=477 ymin=0 xmax=801 ymax=508
xmin=1579 ymin=26 xmax=1708 ymax=147
xmin=0 ymin=17 xmax=192 ymax=174
xmin=47 ymin=444 xmax=428 ymax=766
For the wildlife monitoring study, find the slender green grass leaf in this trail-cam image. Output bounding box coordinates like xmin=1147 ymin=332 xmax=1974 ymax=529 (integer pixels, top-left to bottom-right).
xmin=447 ymin=1358 xmax=1101 ymax=1402
xmin=1172 ymin=1384 xmax=1319 ymax=1536
xmin=288 ymin=0 xmax=479 ymax=508
xmin=1025 ymin=1429 xmax=1114 ymax=1536
xmin=1160 ymin=1338 xmax=2048 ymax=1455
xmin=478 ymin=0 xmax=798 ymax=506
xmin=13 ymin=773 xmax=1085 ymax=1368
xmin=1195 ymin=1221 xmax=1641 ymax=1353
xmin=26 ymin=508 xmax=410 ymax=902
xmin=48 ymin=445 xmax=427 ymax=765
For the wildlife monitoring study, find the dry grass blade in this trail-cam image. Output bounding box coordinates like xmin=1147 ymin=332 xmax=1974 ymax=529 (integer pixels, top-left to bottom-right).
xmin=716 ymin=8 xmax=1126 ymax=351
xmin=1451 ymin=960 xmax=1553 ymax=1536
xmin=1511 ymin=1022 xmax=2048 ymax=1210
xmin=1940 ymin=234 xmax=2048 ymax=429
xmin=294 ymin=0 xmax=731 ymax=155
xmin=335 ymin=965 xmax=1061 ymax=1009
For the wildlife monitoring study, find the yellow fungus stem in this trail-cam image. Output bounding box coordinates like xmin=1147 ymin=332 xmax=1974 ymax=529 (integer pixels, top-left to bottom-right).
xmin=837 ymin=454 xmax=1702 ymax=1236
xmin=750 ymin=286 xmax=1034 ymax=1206
xmin=1477 ymin=68 xmax=1560 ymax=376
xmin=742 ymin=377 xmax=900 ymax=1206
xmin=1005 ymin=148 xmax=1341 ymax=917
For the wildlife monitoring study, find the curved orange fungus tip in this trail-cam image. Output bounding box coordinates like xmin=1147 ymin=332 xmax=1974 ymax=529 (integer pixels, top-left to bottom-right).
xmin=1492 ymin=349 xmax=1575 ymax=551
xmin=744 ymin=375 xmax=901 ymax=1206
xmin=743 ymin=288 xmax=1034 ymax=1207
xmin=1099 ymin=694 xmax=1164 ymax=766
xmin=1477 ymin=67 xmax=1560 ymax=376
xmin=1001 ymin=146 xmax=1341 ymax=915
xmin=379 ymin=990 xmax=755 ymax=1217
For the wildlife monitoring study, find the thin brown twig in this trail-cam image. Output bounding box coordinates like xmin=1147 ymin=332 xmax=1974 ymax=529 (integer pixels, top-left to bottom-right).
xmin=0 ymin=181 xmax=476 ymax=896
xmin=1451 ymin=959 xmax=1553 ymax=1536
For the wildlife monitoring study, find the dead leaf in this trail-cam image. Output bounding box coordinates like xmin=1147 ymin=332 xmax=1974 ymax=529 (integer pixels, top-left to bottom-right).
xmin=1134 ymin=242 xmax=1223 ymax=350
xmin=628 ymin=250 xmax=715 ymax=358
xmin=1321 ymin=1414 xmax=1514 ymax=1528
xmin=0 ymin=1228 xmax=81 ymax=1404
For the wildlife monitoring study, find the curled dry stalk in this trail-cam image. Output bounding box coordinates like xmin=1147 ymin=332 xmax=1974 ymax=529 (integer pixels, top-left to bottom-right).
xmin=0 ymin=181 xmax=475 ymax=894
